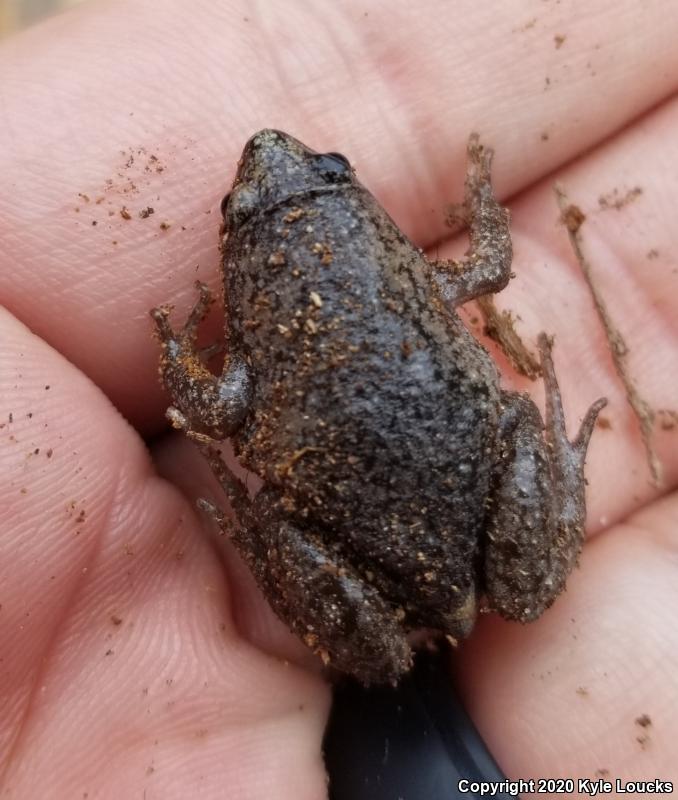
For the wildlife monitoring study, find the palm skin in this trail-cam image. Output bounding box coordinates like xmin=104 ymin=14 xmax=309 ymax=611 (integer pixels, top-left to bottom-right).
xmin=1 ymin=1 xmax=677 ymax=797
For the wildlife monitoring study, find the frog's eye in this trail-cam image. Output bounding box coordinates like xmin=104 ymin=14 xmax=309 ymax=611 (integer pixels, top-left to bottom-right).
xmin=315 ymin=152 xmax=352 ymax=180
xmin=220 ymin=192 xmax=231 ymax=219
xmin=224 ymin=184 xmax=259 ymax=228
xmin=324 ymin=152 xmax=351 ymax=169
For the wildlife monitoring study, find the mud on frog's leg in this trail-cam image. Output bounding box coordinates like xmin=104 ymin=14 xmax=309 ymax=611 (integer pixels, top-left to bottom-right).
xmin=151 ymin=282 xmax=252 ymax=440
xmin=431 ymin=134 xmax=513 ymax=307
xmin=204 ymin=481 xmax=412 ymax=685
xmin=483 ymin=334 xmax=606 ymax=621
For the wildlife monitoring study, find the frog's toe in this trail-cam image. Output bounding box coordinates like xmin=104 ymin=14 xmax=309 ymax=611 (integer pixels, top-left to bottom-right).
xmin=150 ymin=304 xmax=175 ymax=340
xmin=183 ymin=281 xmax=214 ymax=338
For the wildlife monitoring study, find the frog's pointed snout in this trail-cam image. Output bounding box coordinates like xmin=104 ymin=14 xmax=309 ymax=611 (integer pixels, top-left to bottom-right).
xmin=237 ymin=129 xmax=282 ymax=178
xmin=247 ymin=128 xmax=289 ymax=146
xmin=242 ymin=129 xmax=292 ymax=159
xmin=239 ymin=129 xmax=312 ymax=172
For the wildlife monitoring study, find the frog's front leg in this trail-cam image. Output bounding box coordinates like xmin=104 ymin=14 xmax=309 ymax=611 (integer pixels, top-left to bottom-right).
xmin=151 ymin=282 xmax=252 ymax=440
xmin=432 ymin=134 xmax=513 ymax=307
xmin=483 ymin=335 xmax=606 ymax=621
xmin=203 ymin=471 xmax=412 ymax=684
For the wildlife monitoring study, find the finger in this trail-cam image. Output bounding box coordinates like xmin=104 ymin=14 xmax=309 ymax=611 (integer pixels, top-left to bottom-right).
xmin=0 ymin=306 xmax=328 ymax=798
xmin=456 ymin=492 xmax=678 ymax=784
xmin=2 ymin=0 xmax=678 ymax=428
xmin=151 ymin=433 xmax=326 ymax=673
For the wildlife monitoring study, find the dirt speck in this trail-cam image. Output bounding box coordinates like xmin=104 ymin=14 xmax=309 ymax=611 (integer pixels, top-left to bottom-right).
xmin=554 ymin=34 xmax=566 ymax=48
xmin=268 ymin=251 xmax=286 ymax=267
xmin=120 ymin=207 xmax=132 ymax=221
xmin=598 ymin=186 xmax=643 ymax=211
xmin=514 ymin=17 xmax=537 ymax=32
xmin=657 ymin=409 xmax=678 ymax=431
xmin=635 ymin=713 xmax=652 ymax=728
xmin=560 ymin=203 xmax=586 ymax=233
xmin=312 ymin=242 xmax=333 ymax=265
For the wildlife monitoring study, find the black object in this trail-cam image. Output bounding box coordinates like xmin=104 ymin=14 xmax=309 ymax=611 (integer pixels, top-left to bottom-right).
xmin=324 ymin=649 xmax=514 ymax=800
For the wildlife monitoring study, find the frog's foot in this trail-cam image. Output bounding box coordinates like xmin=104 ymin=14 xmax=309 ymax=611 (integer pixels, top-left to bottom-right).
xmin=151 ymin=280 xmax=213 ymax=343
xmin=538 ymin=333 xmax=608 ymax=467
xmin=484 ymin=336 xmax=606 ymax=622
xmin=197 ymin=497 xmax=238 ymax=539
xmin=152 ymin=282 xmax=223 ymax=365
xmin=150 ymin=283 xmax=252 ymax=440
xmin=432 ymin=133 xmax=513 ymax=307
xmin=164 ymin=405 xmax=222 ymax=446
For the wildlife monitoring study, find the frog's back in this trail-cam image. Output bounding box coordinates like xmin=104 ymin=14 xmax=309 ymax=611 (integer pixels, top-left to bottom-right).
xmin=226 ymin=187 xmax=500 ymax=562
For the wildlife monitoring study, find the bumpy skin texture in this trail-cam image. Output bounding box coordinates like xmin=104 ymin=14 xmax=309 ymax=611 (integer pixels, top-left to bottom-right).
xmin=151 ymin=130 xmax=606 ymax=685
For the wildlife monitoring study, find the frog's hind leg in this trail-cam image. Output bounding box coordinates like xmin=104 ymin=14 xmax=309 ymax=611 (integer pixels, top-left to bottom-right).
xmin=431 ymin=134 xmax=513 ymax=307
xmin=151 ymin=282 xmax=252 ymax=440
xmin=196 ymin=443 xmax=253 ymax=521
xmin=484 ymin=334 xmax=606 ymax=622
xmin=203 ymin=478 xmax=412 ymax=685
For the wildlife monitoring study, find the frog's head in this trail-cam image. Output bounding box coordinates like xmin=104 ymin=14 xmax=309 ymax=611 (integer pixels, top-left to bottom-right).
xmin=221 ymin=129 xmax=354 ymax=230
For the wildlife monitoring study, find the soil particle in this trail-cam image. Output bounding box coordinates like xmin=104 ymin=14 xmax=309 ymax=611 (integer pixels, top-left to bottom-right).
xmin=598 ymin=186 xmax=643 ymax=211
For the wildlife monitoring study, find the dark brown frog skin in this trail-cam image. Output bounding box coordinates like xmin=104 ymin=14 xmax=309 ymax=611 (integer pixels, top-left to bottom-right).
xmin=151 ymin=130 xmax=606 ymax=685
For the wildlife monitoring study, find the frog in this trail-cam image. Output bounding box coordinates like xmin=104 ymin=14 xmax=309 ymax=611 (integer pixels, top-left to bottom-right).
xmin=151 ymin=129 xmax=606 ymax=685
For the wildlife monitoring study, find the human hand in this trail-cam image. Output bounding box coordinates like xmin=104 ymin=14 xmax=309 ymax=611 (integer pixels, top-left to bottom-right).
xmin=1 ymin=1 xmax=677 ymax=796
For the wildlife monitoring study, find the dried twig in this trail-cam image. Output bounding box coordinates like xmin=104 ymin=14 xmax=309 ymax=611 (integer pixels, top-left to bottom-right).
xmin=476 ymin=295 xmax=541 ymax=379
xmin=554 ymin=184 xmax=662 ymax=487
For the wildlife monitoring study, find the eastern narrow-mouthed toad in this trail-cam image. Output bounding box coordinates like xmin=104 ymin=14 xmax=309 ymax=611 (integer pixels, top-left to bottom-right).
xmin=151 ymin=130 xmax=605 ymax=684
